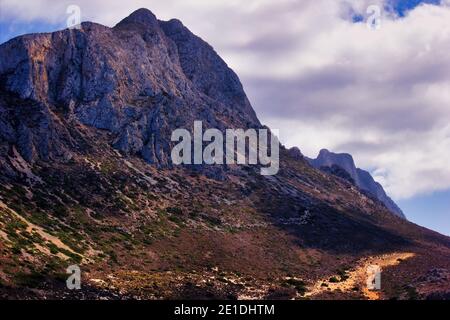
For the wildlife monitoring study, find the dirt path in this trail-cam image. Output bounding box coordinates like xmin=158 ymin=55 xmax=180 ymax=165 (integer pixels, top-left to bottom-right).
xmin=305 ymin=252 xmax=415 ymax=300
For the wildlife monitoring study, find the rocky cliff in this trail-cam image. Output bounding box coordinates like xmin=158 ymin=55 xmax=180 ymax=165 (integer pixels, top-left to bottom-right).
xmin=0 ymin=9 xmax=448 ymax=300
xmin=307 ymin=149 xmax=406 ymax=219
xmin=0 ymin=8 xmax=259 ymax=167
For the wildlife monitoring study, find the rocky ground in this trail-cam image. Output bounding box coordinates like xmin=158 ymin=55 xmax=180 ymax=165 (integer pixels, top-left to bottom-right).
xmin=0 ymin=8 xmax=449 ymax=300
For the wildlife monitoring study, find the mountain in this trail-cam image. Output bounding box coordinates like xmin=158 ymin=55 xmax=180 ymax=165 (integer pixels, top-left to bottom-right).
xmin=0 ymin=8 xmax=259 ymax=167
xmin=307 ymin=149 xmax=406 ymax=219
xmin=0 ymin=9 xmax=449 ymax=300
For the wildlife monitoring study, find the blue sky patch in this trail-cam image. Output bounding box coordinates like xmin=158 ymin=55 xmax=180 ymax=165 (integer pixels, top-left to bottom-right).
xmin=391 ymin=0 xmax=441 ymax=16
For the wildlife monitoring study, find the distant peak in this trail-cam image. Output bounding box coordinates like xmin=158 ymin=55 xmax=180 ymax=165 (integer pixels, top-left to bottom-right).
xmin=129 ymin=8 xmax=157 ymax=20
xmin=116 ymin=8 xmax=158 ymax=28
xmin=167 ymin=18 xmax=184 ymax=27
xmin=318 ymin=148 xmax=353 ymax=161
xmin=159 ymin=18 xmax=186 ymax=35
xmin=288 ymin=147 xmax=303 ymax=161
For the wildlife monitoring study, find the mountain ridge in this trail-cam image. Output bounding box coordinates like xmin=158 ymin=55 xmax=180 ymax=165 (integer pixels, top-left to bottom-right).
xmin=306 ymin=149 xmax=405 ymax=219
xmin=0 ymin=8 xmax=260 ymax=167
xmin=0 ymin=8 xmax=449 ymax=300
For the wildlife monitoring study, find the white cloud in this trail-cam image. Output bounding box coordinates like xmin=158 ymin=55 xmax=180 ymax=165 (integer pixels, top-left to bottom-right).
xmin=2 ymin=0 xmax=450 ymax=200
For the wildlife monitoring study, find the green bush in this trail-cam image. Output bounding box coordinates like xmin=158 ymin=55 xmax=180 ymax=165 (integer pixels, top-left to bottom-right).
xmin=329 ymin=276 xmax=339 ymax=283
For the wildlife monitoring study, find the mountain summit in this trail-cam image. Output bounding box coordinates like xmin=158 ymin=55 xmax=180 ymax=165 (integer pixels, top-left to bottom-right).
xmin=307 ymin=149 xmax=405 ymax=219
xmin=118 ymin=8 xmax=159 ymax=26
xmin=0 ymin=7 xmax=259 ymax=166
xmin=0 ymin=9 xmax=448 ymax=299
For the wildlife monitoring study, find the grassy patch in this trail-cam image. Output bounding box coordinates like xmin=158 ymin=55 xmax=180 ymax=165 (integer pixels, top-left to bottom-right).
xmin=284 ymin=278 xmax=307 ymax=295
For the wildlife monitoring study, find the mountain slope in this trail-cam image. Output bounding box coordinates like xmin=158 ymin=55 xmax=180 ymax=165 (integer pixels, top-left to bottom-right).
xmin=307 ymin=149 xmax=406 ymax=219
xmin=0 ymin=8 xmax=448 ymax=300
xmin=0 ymin=8 xmax=259 ymax=167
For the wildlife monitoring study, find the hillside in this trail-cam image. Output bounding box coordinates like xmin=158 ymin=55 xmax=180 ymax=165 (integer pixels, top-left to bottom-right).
xmin=0 ymin=8 xmax=449 ymax=300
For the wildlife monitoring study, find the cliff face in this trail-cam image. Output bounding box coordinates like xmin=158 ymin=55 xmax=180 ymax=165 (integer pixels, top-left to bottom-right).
xmin=0 ymin=8 xmax=259 ymax=166
xmin=307 ymin=149 xmax=406 ymax=219
xmin=0 ymin=9 xmax=448 ymax=300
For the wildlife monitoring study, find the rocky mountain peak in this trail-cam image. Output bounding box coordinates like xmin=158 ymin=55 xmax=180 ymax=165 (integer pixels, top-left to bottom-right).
xmin=116 ymin=8 xmax=159 ymax=28
xmin=0 ymin=8 xmax=260 ymax=166
xmin=163 ymin=19 xmax=185 ymax=32
xmin=1 ymin=8 xmax=449 ymax=300
xmin=288 ymin=147 xmax=303 ymax=161
xmin=307 ymin=149 xmax=406 ymax=219
xmin=313 ymin=149 xmax=357 ymax=178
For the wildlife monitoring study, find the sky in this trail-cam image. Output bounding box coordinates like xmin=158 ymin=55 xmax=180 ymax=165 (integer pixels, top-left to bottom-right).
xmin=0 ymin=0 xmax=449 ymax=235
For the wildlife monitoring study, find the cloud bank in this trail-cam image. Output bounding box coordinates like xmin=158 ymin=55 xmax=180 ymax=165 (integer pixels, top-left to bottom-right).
xmin=1 ymin=0 xmax=450 ymax=199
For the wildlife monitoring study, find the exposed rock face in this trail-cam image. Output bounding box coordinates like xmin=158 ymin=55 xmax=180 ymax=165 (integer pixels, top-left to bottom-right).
xmin=1 ymin=8 xmax=450 ymax=300
xmin=320 ymin=164 xmax=355 ymax=185
xmin=309 ymin=149 xmax=358 ymax=179
xmin=307 ymin=149 xmax=406 ymax=219
xmin=0 ymin=8 xmax=260 ymax=166
xmin=288 ymin=147 xmax=303 ymax=161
